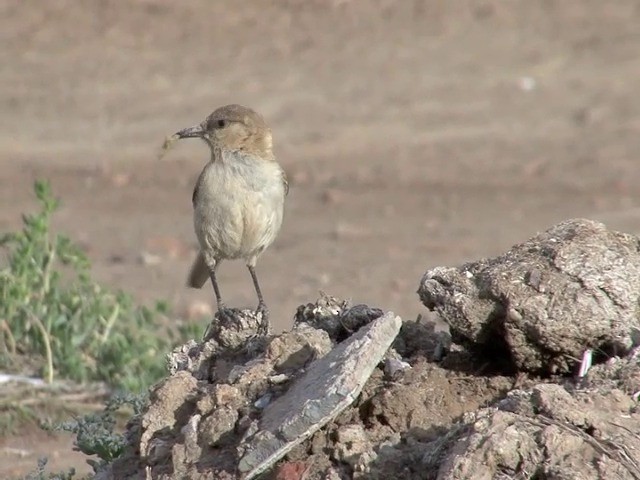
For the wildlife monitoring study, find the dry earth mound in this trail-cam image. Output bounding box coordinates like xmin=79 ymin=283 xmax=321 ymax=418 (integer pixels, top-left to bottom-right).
xmin=96 ymin=219 xmax=640 ymax=479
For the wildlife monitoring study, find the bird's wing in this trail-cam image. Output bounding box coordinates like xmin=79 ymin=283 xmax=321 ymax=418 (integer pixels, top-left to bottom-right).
xmin=192 ymin=181 xmax=199 ymax=206
xmin=192 ymin=168 xmax=207 ymax=206
xmin=281 ymin=169 xmax=289 ymax=196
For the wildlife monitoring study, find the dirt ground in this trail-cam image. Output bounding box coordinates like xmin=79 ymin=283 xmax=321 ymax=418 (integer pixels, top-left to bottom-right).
xmin=1 ymin=0 xmax=639 ymax=477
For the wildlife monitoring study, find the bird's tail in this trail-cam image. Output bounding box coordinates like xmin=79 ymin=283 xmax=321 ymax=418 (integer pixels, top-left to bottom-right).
xmin=187 ymin=251 xmax=209 ymax=288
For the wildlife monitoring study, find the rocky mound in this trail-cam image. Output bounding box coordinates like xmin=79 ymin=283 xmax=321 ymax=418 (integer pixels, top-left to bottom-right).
xmin=96 ymin=219 xmax=640 ymax=479
xmin=418 ymin=218 xmax=640 ymax=375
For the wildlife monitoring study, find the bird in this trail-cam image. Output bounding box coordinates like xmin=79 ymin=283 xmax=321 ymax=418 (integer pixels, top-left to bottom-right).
xmin=169 ymin=104 xmax=288 ymax=330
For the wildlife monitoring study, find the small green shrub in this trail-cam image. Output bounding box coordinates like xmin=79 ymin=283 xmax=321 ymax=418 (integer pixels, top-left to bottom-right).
xmin=0 ymin=180 xmax=198 ymax=391
xmin=21 ymin=457 xmax=77 ymax=480
xmin=48 ymin=391 xmax=147 ymax=472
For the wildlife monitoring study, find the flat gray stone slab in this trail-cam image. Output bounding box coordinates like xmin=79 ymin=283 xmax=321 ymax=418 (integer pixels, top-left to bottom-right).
xmin=238 ymin=311 xmax=402 ymax=479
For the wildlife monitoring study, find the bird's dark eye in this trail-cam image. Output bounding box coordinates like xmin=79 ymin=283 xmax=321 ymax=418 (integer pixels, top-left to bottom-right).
xmin=217 ymin=120 xmax=226 ymax=128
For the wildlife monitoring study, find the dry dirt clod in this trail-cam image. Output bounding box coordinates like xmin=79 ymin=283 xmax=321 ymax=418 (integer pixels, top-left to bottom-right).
xmin=204 ymin=308 xmax=264 ymax=349
xmin=294 ymin=294 xmax=385 ymax=342
xmin=199 ymin=407 xmax=239 ymax=447
xmin=418 ymin=218 xmax=640 ymax=374
xmin=431 ymin=383 xmax=640 ymax=480
xmin=382 ymin=348 xmax=411 ymax=378
xmin=167 ymin=339 xmax=219 ymax=378
xmin=140 ymin=371 xmax=199 ymax=459
xmin=331 ymin=424 xmax=376 ymax=473
xmin=266 ymin=325 xmax=332 ymax=371
xmin=294 ymin=293 xmax=350 ymax=337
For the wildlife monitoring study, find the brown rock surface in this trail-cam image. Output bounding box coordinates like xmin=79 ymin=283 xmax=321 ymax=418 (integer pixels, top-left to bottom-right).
xmin=418 ymin=218 xmax=640 ymax=374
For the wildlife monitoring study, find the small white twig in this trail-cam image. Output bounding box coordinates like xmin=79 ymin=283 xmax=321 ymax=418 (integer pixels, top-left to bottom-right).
xmin=578 ymin=349 xmax=593 ymax=378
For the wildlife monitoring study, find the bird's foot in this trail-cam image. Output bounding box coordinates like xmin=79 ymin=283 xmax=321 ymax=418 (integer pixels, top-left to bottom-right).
xmin=217 ymin=305 xmax=240 ymax=323
xmin=256 ymin=302 xmax=271 ymax=336
xmin=202 ymin=305 xmax=238 ymax=341
xmin=256 ymin=302 xmax=270 ymax=318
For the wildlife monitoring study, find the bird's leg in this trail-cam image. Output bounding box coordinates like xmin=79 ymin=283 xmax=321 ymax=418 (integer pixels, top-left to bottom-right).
xmin=248 ymin=265 xmax=270 ymax=333
xmin=208 ymin=268 xmax=224 ymax=309
xmin=201 ymin=265 xmax=234 ymax=341
xmin=209 ymin=267 xmax=235 ymax=322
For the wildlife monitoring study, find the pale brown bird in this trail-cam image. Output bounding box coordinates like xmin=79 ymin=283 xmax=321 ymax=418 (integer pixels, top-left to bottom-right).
xmin=171 ymin=104 xmax=288 ymax=327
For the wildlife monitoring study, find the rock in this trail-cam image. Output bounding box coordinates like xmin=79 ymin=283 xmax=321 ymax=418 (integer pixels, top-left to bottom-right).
xmin=383 ymin=349 xmax=411 ymax=378
xmin=418 ymin=219 xmax=640 ymax=374
xmin=585 ymin=345 xmax=640 ymax=395
xmin=227 ymin=359 xmax=274 ymax=399
xmin=199 ymin=407 xmax=239 ymax=447
xmin=393 ymin=318 xmax=451 ymax=361
xmin=140 ymin=371 xmax=198 ymax=458
xmin=266 ymin=325 xmax=332 ymax=371
xmin=530 ymin=384 xmax=587 ymax=427
xmin=196 ymin=384 xmax=243 ymax=416
xmin=383 ymin=356 xmax=411 ymax=378
xmin=254 ymin=393 xmax=272 ymax=409
xmin=204 ymin=308 xmax=264 ymax=348
xmin=145 ymin=437 xmax=172 ymax=466
xmin=339 ymin=304 xmax=385 ymax=335
xmin=274 ymin=461 xmax=310 ymax=480
xmin=167 ymin=338 xmax=219 ymax=379
xmin=237 ymin=311 xmax=402 ymax=479
xmin=323 ymin=467 xmax=345 ymax=480
xmin=435 ymin=410 xmax=543 ymax=479
xmin=93 ymin=272 xmax=640 ymax=480
xmin=332 ymin=424 xmax=376 ymax=472
xmin=294 ymin=294 xmax=384 ymax=341
xmin=365 ymin=381 xmax=432 ymax=433
xmin=294 ymin=294 xmax=350 ymax=338
xmin=181 ymin=413 xmax=202 ymax=459
xmin=430 ymin=383 xmax=640 ymax=480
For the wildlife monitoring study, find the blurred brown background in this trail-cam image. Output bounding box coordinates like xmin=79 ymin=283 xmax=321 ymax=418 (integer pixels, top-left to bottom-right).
xmin=1 ymin=0 xmax=639 ymax=473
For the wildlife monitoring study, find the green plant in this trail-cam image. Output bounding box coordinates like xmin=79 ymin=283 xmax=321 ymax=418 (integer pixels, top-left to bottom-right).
xmin=0 ymin=180 xmax=195 ymax=391
xmin=48 ymin=391 xmax=147 ymax=472
xmin=21 ymin=457 xmax=77 ymax=480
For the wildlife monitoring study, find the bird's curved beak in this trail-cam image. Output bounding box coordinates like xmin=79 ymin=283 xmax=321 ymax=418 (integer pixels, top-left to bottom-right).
xmin=159 ymin=123 xmax=207 ymax=160
xmin=175 ymin=124 xmax=205 ymax=139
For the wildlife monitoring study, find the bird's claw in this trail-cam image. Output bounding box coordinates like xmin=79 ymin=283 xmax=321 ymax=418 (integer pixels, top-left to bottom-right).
xmin=256 ymin=302 xmax=270 ymax=335
xmin=202 ymin=306 xmax=237 ymax=340
xmin=217 ymin=306 xmax=238 ymax=323
xmin=256 ymin=302 xmax=269 ymax=317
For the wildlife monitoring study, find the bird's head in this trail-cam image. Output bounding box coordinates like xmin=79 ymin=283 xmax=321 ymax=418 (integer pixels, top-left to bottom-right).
xmin=173 ymin=104 xmax=273 ymax=159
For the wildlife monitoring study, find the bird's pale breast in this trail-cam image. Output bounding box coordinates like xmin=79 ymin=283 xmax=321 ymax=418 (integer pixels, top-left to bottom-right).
xmin=194 ymin=151 xmax=285 ymax=263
